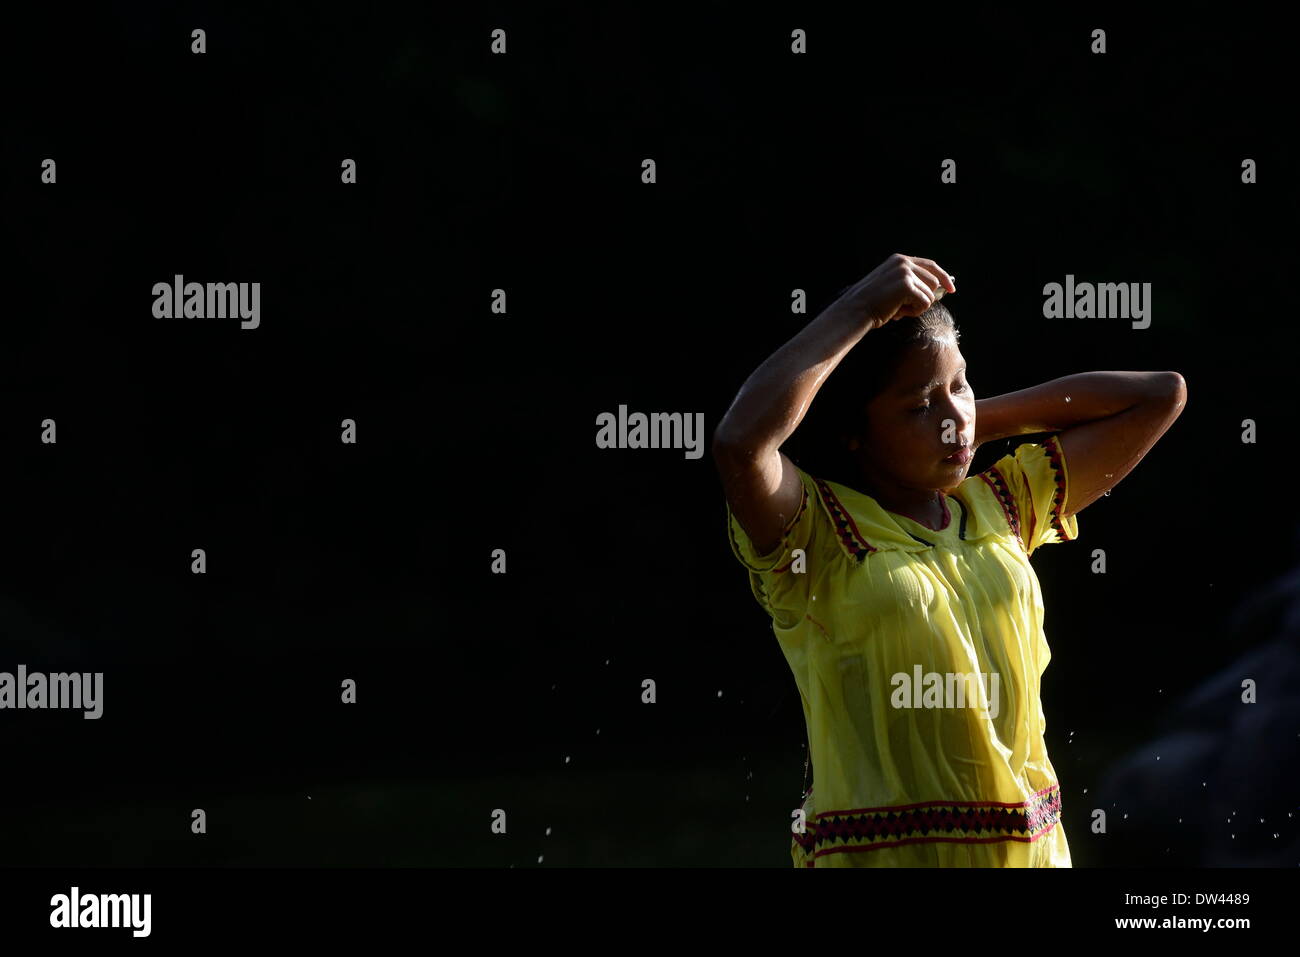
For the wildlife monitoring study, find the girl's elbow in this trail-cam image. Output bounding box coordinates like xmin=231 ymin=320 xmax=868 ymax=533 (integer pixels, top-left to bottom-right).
xmin=1157 ymin=371 xmax=1187 ymax=413
xmin=1166 ymin=370 xmax=1187 ymax=400
xmin=1159 ymin=369 xmax=1190 ymax=408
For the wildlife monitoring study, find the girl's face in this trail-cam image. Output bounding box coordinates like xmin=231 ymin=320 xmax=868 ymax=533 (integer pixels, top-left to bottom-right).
xmin=857 ymin=333 xmax=976 ymax=493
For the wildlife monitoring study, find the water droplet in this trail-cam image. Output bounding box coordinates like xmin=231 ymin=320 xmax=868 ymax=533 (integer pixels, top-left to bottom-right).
xmin=546 ymin=827 xmax=552 ymax=836
xmin=538 ymin=855 xmax=544 ymax=863
xmin=596 ymin=729 xmax=600 ymax=735
xmin=1064 ymin=396 xmax=1072 ymax=403
xmin=717 ymin=690 xmax=723 ymax=698
xmin=565 ymin=756 xmax=570 ymax=764
xmin=1157 ymin=756 xmax=1161 ymax=760
xmin=1083 ymin=788 xmax=1088 ymax=794
xmin=1124 ymin=814 xmax=1128 ymax=819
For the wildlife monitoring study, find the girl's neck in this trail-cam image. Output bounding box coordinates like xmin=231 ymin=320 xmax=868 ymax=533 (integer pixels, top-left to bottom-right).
xmin=856 ymin=474 xmax=947 ymax=530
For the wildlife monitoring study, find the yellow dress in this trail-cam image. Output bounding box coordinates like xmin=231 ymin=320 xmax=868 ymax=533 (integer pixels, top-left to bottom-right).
xmin=725 ymin=435 xmax=1078 ymax=867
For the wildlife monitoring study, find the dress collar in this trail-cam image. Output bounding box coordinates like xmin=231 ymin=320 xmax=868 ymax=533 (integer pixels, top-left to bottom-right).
xmin=810 ymin=474 xmax=995 ymax=561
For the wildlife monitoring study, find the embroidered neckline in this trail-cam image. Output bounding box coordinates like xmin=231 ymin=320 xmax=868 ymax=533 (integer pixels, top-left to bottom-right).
xmin=811 ymin=476 xmax=981 ymax=560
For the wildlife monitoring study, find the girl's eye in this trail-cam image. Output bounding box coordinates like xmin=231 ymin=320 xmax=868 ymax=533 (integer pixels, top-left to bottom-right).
xmin=912 ymin=404 xmax=929 ymax=413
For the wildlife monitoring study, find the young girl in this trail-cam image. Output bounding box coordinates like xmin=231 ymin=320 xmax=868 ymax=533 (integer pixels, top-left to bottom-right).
xmin=713 ymin=254 xmax=1186 ymax=867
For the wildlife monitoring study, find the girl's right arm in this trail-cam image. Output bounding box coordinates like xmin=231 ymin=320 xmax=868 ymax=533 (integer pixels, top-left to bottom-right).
xmin=712 ymin=254 xmax=955 ymax=555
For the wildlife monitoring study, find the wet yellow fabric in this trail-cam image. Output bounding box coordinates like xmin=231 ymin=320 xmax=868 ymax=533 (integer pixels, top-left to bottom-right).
xmin=725 ymin=435 xmax=1078 ymax=867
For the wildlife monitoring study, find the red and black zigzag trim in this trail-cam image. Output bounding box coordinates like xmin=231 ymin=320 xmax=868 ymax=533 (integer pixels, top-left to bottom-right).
xmin=811 ymin=478 xmax=876 ymax=561
xmin=979 ymin=466 xmax=1022 ymax=549
xmin=771 ymin=483 xmax=810 ymax=572
xmin=793 ymin=784 xmax=1062 ymax=864
xmin=1041 ymin=435 xmax=1073 ymax=541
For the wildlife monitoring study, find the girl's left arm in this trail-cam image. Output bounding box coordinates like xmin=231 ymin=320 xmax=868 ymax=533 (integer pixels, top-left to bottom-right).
xmin=973 ymin=371 xmax=1187 ymax=518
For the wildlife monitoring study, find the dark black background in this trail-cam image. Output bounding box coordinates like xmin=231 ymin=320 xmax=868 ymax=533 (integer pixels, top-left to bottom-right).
xmin=1 ymin=4 xmax=1296 ymax=867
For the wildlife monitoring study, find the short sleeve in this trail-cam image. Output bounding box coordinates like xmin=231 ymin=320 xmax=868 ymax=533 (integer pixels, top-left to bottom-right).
xmin=724 ymin=465 xmax=828 ymax=625
xmin=984 ymin=435 xmax=1078 ymax=556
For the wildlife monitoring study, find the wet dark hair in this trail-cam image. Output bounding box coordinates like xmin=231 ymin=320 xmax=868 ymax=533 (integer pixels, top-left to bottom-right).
xmin=791 ymin=301 xmax=960 ymax=486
